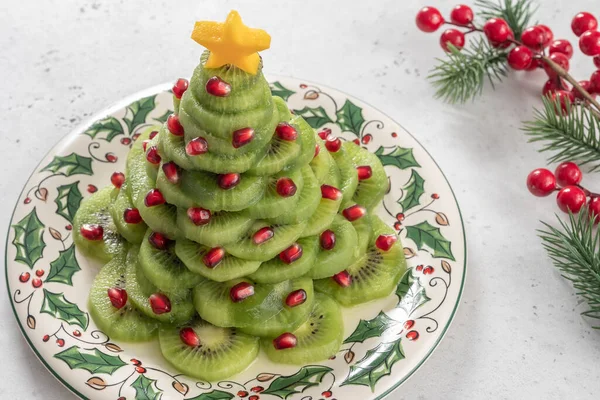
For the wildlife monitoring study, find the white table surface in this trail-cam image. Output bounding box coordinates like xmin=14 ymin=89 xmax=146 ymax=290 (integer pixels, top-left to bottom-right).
xmin=1 ymin=0 xmax=600 ymax=399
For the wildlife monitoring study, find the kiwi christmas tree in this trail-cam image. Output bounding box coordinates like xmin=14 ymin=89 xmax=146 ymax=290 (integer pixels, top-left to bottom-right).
xmin=73 ymin=10 xmax=407 ymax=381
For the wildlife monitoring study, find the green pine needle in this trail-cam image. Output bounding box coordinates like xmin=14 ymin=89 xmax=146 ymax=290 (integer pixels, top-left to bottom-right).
xmin=538 ymin=210 xmax=600 ymax=328
xmin=475 ymin=0 xmax=538 ymax=40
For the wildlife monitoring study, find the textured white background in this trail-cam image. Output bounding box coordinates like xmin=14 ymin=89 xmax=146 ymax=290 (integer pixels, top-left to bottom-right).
xmin=1 ymin=0 xmax=600 ymax=399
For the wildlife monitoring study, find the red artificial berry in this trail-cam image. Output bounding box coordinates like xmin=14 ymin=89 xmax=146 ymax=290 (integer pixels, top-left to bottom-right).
xmin=396 ymin=213 xmax=405 ymax=221
xmin=123 ymin=208 xmax=142 ymax=224
xmin=416 ymin=265 xmax=424 ymax=272
xmin=149 ymin=293 xmax=171 ymax=315
xmin=187 ymin=207 xmax=211 ymax=226
xmin=65 ymin=224 xmax=72 ymax=231
xmin=538 ymin=25 xmax=554 ymax=47
xmin=80 ymin=224 xmax=104 ymax=241
xmin=19 ymin=272 xmax=30 ymax=283
xmin=253 ymin=226 xmax=274 ymax=244
xmin=217 ymin=173 xmax=240 ymax=190
xmin=592 ymin=70 xmax=600 ymax=93
xmin=136 ymin=367 xmax=147 ymax=374
xmin=542 ymin=79 xmax=564 ymax=96
xmin=375 ymin=234 xmax=397 ymax=251
xmin=552 ymin=90 xmax=575 ymax=114
xmin=572 ymin=80 xmax=596 ymax=100
xmin=415 ymin=6 xmax=444 ymax=33
xmin=32 ymin=278 xmax=42 ymax=288
xmin=579 ymin=30 xmax=600 ymax=56
xmin=314 ymin=143 xmax=320 ymax=158
xmin=203 ymin=247 xmax=225 ymax=268
xmin=179 ymin=327 xmax=200 ymax=347
xmin=275 ymin=122 xmax=298 ymax=141
xmin=56 ymin=339 xmax=65 ymax=347
xmin=423 ymin=266 xmax=435 ymax=275
xmin=251 ymin=386 xmax=265 ymax=393
xmin=555 ymin=162 xmax=582 ymax=186
xmin=357 ymin=165 xmax=373 ymax=180
xmin=325 ymin=136 xmax=342 ymax=152
xmin=342 ymin=204 xmax=366 ymax=221
xmin=144 ymin=188 xmax=165 ymax=207
xmin=111 ymin=172 xmax=125 ymax=189
xmin=404 ymin=319 xmax=415 ymax=330
xmin=318 ymin=128 xmax=331 ymax=140
xmin=248 ymin=396 xmax=259 ymax=400
xmin=285 ymin=289 xmax=307 ymax=307
xmin=320 ymin=230 xmax=336 ymax=250
xmin=162 ymin=161 xmax=181 ymax=184
xmin=353 ymin=138 xmax=360 ymax=145
xmin=333 ymin=270 xmax=352 ymax=287
xmin=556 ymin=186 xmax=587 ymax=213
xmin=35 ymin=269 xmax=44 ymax=277
xmin=42 ymin=335 xmax=50 ymax=342
xmin=273 ymin=332 xmax=297 ymax=350
xmin=543 ymin=52 xmax=570 ymax=79
xmin=148 ymin=231 xmax=170 ymax=250
xmin=186 ymin=137 xmax=208 ymax=156
xmin=440 ymin=29 xmax=465 ymax=52
xmin=87 ymin=184 xmax=98 ymax=193
xmin=549 ymin=39 xmax=574 ymax=59
xmin=149 ymin=130 xmax=158 ymax=140
xmin=520 ymin=26 xmax=544 ymax=50
xmin=450 ymin=4 xmax=473 ymax=26
xmin=105 ymin=153 xmax=117 ymax=163
xmin=280 ymin=243 xmax=303 ymax=264
xmin=238 ymin=392 xmax=249 ymax=398
xmin=205 ymin=76 xmax=232 ymax=97
xmin=526 ymin=168 xmax=556 ymax=197
xmin=142 ymin=140 xmax=150 ymax=152
xmin=73 ymin=330 xmax=81 ymax=337
xmin=507 ymin=46 xmax=533 ymax=70
xmin=232 ymin=127 xmax=255 ymax=148
xmin=483 ymin=18 xmax=512 ymax=45
xmin=406 ymin=330 xmax=420 ymax=341
xmin=120 ymin=137 xmax=132 ymax=145
xmin=588 ymin=197 xmax=600 ymax=223
xmin=362 ymin=134 xmax=373 ymax=144
xmin=24 ymin=197 xmax=31 ymax=204
xmin=146 ymin=146 xmax=161 ymax=165
xmin=322 ymin=391 xmax=333 ymax=399
xmin=572 ymin=12 xmax=598 ymax=37
xmin=167 ymin=114 xmax=184 ymax=136
xmin=321 ymin=184 xmax=342 ymax=201
xmin=594 ymin=56 xmax=600 ymax=69
xmin=172 ymin=78 xmax=189 ymax=99
xmin=107 ymin=288 xmax=128 ymax=309
xmin=525 ymin=58 xmax=542 ymax=71
xmin=230 ymin=282 xmax=255 ymax=302
xmin=276 ymin=177 xmax=297 ymax=197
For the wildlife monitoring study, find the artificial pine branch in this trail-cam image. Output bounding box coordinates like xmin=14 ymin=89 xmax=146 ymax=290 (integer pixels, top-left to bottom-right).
xmin=475 ymin=0 xmax=537 ymax=40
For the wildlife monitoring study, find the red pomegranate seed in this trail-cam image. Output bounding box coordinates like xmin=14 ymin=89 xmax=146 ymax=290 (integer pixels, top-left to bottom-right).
xmin=314 ymin=144 xmax=320 ymax=158
xmin=321 ymin=184 xmax=342 ymax=201
xmin=172 ymin=78 xmax=189 ymax=99
xmin=285 ymin=289 xmax=307 ymax=307
xmin=279 ymin=243 xmax=303 ymax=264
xmin=149 ymin=130 xmax=158 ymax=140
xmin=273 ymin=332 xmax=297 ymax=350
xmin=318 ymin=128 xmax=331 ymax=140
xmin=142 ymin=140 xmax=150 ymax=152
xmin=205 ymin=76 xmax=232 ymax=97
xmin=275 ymin=123 xmax=298 ymax=141
xmin=217 ymin=173 xmax=240 ymax=190
xmin=276 ymin=177 xmax=297 ymax=197
xmin=253 ymin=226 xmax=274 ymax=244
xmin=333 ymin=270 xmax=352 ymax=287
xmin=325 ymin=136 xmax=342 ymax=152
xmin=167 ymin=114 xmax=184 ymax=136
xmin=149 ymin=293 xmax=171 ymax=314
xmin=107 ymin=287 xmax=127 ymax=309
xmin=148 ymin=232 xmax=170 ymax=250
xmin=144 ymin=189 xmax=165 ymax=207
xmin=320 ymin=230 xmax=336 ymax=250
xmin=179 ymin=327 xmax=200 ymax=347
xmin=80 ymin=224 xmax=103 ymax=241
xmin=203 ymin=247 xmax=225 ymax=268
xmin=230 ymin=282 xmax=255 ymax=302
xmin=187 ymin=207 xmax=211 ymax=226
xmin=186 ymin=137 xmax=208 ymax=156
xmin=123 ymin=208 xmax=142 ymax=224
xmin=232 ymin=127 xmax=255 ymax=148
xmin=375 ymin=234 xmax=397 ymax=251
xmin=162 ymin=162 xmax=181 ymax=184
xmin=146 ymin=146 xmax=161 ymax=164
xmin=357 ymin=165 xmax=372 ymax=180
xmin=342 ymin=204 xmax=366 ymax=221
xmin=111 ymin=172 xmax=125 ymax=189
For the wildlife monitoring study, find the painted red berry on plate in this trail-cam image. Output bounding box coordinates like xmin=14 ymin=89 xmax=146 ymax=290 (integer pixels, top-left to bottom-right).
xmin=450 ymin=4 xmax=473 ymax=26
xmin=42 ymin=334 xmax=50 ymax=342
xmin=253 ymin=227 xmax=274 ymax=245
xmin=111 ymin=172 xmax=125 ymax=189
xmin=73 ymin=330 xmax=81 ymax=337
xmin=144 ymin=188 xmax=165 ymax=207
xmin=423 ymin=266 xmax=435 ymax=275
xmin=217 ymin=173 xmax=240 ymax=190
xmin=32 ymin=278 xmax=42 ymax=288
xmin=206 ymin=76 xmax=232 ymax=97
xmin=19 ymin=272 xmax=30 ymax=283
xmin=404 ymin=319 xmax=415 ymax=330
xmin=24 ymin=197 xmax=31 ymax=204
xmin=396 ymin=213 xmax=405 ymax=221
xmin=285 ymin=289 xmax=307 ymax=307
xmin=167 ymin=114 xmax=184 ymax=136
xmin=275 ymin=122 xmax=298 ymax=141
xmin=322 ymin=390 xmax=333 ymax=399
xmin=149 ymin=293 xmax=171 ymax=314
xmin=120 ymin=137 xmax=132 ymax=145
xmin=237 ymin=392 xmax=249 ymax=398
xmin=172 ymin=78 xmax=189 ymax=99
xmin=526 ymin=168 xmax=556 ymax=197
xmin=406 ymin=330 xmax=420 ymax=341
xmin=556 ymin=186 xmax=587 ymax=213
xmin=187 ymin=207 xmax=211 ymax=226
xmin=136 ymin=366 xmax=147 ymax=374
xmin=507 ymin=46 xmax=533 ymax=70
xmin=230 ymin=282 xmax=254 ymax=302
xmin=56 ymin=338 xmax=65 ymax=347
xmin=179 ymin=327 xmax=200 ymax=347
xmin=280 ymin=243 xmax=303 ymax=264
xmin=333 ymin=270 xmax=352 ymax=287
xmin=317 ymin=128 xmax=331 ymax=140
xmin=579 ymin=30 xmax=600 ymax=56
xmin=186 ymin=137 xmax=208 ymax=156
xmin=375 ymin=234 xmax=397 ymax=251
xmin=361 ymin=134 xmax=372 ymax=144
xmin=320 ymin=230 xmax=336 ymax=250
xmin=80 ymin=224 xmax=103 ymax=241
xmin=35 ymin=269 xmax=44 ymax=277
xmin=549 ymin=39 xmax=574 ymax=59
xmin=148 ymin=231 xmax=170 ymax=250
xmin=203 ymin=247 xmax=225 ymax=268
xmin=107 ymin=288 xmax=128 ymax=309
xmin=273 ymin=332 xmax=297 ymax=350
xmin=65 ymin=224 xmax=72 ymax=231
xmin=415 ymin=7 xmax=444 ymax=32
xmin=87 ymin=184 xmax=98 ymax=193
xmin=248 ymin=396 xmax=259 ymax=400
xmin=232 ymin=127 xmax=255 ymax=148
xmin=572 ymin=12 xmax=598 ymax=37
xmin=483 ymin=18 xmax=512 ymax=45
xmin=251 ymin=386 xmax=264 ymax=393
xmin=276 ymin=177 xmax=297 ymax=197
xmin=342 ymin=204 xmax=366 ymax=221
xmin=162 ymin=161 xmax=181 ymax=184
xmin=440 ymin=29 xmax=465 ymax=52
xmin=105 ymin=153 xmax=117 ymax=163
xmin=321 ymin=184 xmax=342 ymax=201
xmin=555 ymin=161 xmax=582 ymax=187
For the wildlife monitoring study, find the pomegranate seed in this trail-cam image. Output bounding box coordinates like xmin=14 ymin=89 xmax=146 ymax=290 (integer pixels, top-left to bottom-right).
xmin=120 ymin=137 xmax=132 ymax=145
xmin=105 ymin=153 xmax=117 ymax=163
xmin=148 ymin=232 xmax=170 ymax=250
xmin=149 ymin=293 xmax=171 ymax=314
xmin=149 ymin=130 xmax=158 ymax=140
xmin=179 ymin=327 xmax=200 ymax=347
xmin=19 ymin=272 xmax=30 ymax=283
xmin=36 ymin=269 xmax=44 ymax=277
xmin=275 ymin=123 xmax=298 ymax=141
xmin=333 ymin=270 xmax=352 ymax=287
xmin=324 ymin=136 xmax=342 ymax=152
xmin=314 ymin=144 xmax=320 ymax=158
xmin=317 ymin=128 xmax=331 ymax=139
xmin=406 ymin=330 xmax=420 ymax=341
xmin=404 ymin=319 xmax=415 ymax=330
xmin=145 ymin=146 xmax=161 ymax=165
xmin=107 ymin=288 xmax=128 ymax=309
xmin=187 ymin=207 xmax=211 ymax=226
xmin=111 ymin=172 xmax=125 ymax=189
xmin=80 ymin=224 xmax=103 ymax=241
xmin=273 ymin=332 xmax=297 ymax=350
xmin=230 ymin=282 xmax=255 ymax=302
xmin=172 ymin=78 xmax=189 ymax=99
xmin=232 ymin=127 xmax=255 ymax=148
xmin=123 ymin=208 xmax=142 ymax=224
xmin=136 ymin=366 xmax=147 ymax=374
xmin=357 ymin=165 xmax=372 ymax=180
xmin=205 ymin=76 xmax=232 ymax=97
xmin=279 ymin=243 xmax=303 ymax=264
xmin=186 ymin=137 xmax=208 ymax=156
xmin=203 ymin=247 xmax=225 ymax=268
xmin=162 ymin=162 xmax=181 ymax=184
xmin=342 ymin=204 xmax=366 ymax=221
xmin=375 ymin=234 xmax=397 ymax=251
xmin=87 ymin=184 xmax=98 ymax=193
xmin=253 ymin=226 xmax=274 ymax=244
xmin=142 ymin=140 xmax=150 ymax=152
xmin=144 ymin=189 xmax=165 ymax=207
xmin=320 ymin=230 xmax=336 ymax=250
xmin=217 ymin=173 xmax=240 ymax=190
xmin=56 ymin=339 xmax=65 ymax=347
xmin=32 ymin=278 xmax=42 ymax=288
xmin=285 ymin=289 xmax=307 ymax=307
xmin=276 ymin=177 xmax=297 ymax=197
xmin=167 ymin=114 xmax=184 ymax=136
xmin=321 ymin=184 xmax=342 ymax=201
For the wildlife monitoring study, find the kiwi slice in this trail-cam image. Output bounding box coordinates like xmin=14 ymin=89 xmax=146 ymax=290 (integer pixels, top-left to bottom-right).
xmin=175 ymin=238 xmax=262 ymax=282
xmin=310 ymin=139 xmax=331 ymax=183
xmin=273 ymin=96 xmax=293 ymax=122
xmin=286 ymin=117 xmax=317 ymax=170
xmin=177 ymin=208 xmax=255 ymax=248
xmin=301 ymin=189 xmax=343 ymax=238
xmin=314 ymin=216 xmax=407 ymax=306
xmin=262 ymin=292 xmax=343 ymax=364
xmin=109 ymin=183 xmax=147 ymax=244
xmin=88 ymin=252 xmax=159 ymax=342
xmin=159 ymin=319 xmax=259 ymax=382
xmin=224 ymin=221 xmax=306 ymax=261
xmin=144 ymin=133 xmax=161 ymax=183
xmin=126 ymin=128 xmax=156 ymax=206
xmin=267 ymin=166 xmax=320 ymax=225
xmin=244 ymin=167 xmax=304 ymax=219
xmin=330 ymin=146 xmax=359 ymax=207
xmin=246 ymin=132 xmax=302 ymax=176
xmin=344 ymin=142 xmax=388 ymax=210
xmin=352 ymin=210 xmax=373 ymax=257
xmin=249 ymin=236 xmax=318 ymax=284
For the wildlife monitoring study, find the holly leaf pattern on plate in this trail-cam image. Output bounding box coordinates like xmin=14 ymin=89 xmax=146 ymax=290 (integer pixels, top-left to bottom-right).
xmin=40 ymin=289 xmax=89 ymax=329
xmin=293 ymin=106 xmax=333 ymax=129
xmin=131 ymin=374 xmax=162 ymax=400
xmin=262 ymin=365 xmax=332 ymax=399
xmin=123 ymin=95 xmax=156 ymax=134
xmin=374 ymin=146 xmax=420 ymax=170
xmin=270 ymin=81 xmax=296 ymax=101
xmin=342 ymin=340 xmax=405 ymax=391
xmin=12 ymin=208 xmax=46 ymax=269
xmin=41 ymin=153 xmax=93 ymax=177
xmin=54 ymin=181 xmax=82 ymax=223
xmin=405 ymin=221 xmax=455 ymax=260
xmin=336 ymin=99 xmax=365 ymax=135
xmin=396 ymin=270 xmax=430 ymax=314
xmin=45 ymin=244 xmax=81 ymax=285
xmin=83 ymin=116 xmax=124 ymax=142
xmin=55 ymin=346 xmax=126 ymax=375
xmin=154 ymin=110 xmax=172 ymax=124
xmin=344 ymin=311 xmax=398 ymax=344
xmin=188 ymin=390 xmax=234 ymax=400
xmin=398 ymin=170 xmax=425 ymax=211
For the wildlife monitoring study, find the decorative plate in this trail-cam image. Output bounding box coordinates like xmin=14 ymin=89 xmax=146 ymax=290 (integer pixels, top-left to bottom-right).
xmin=5 ymin=77 xmax=466 ymax=400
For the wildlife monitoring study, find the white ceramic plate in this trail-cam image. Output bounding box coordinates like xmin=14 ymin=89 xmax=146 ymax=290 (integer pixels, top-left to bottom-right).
xmin=6 ymin=77 xmax=466 ymax=400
